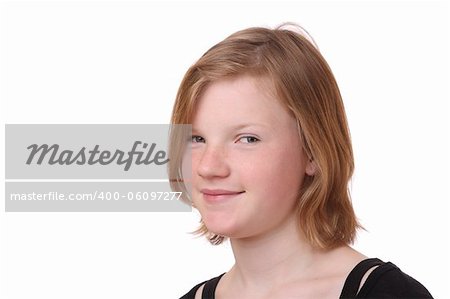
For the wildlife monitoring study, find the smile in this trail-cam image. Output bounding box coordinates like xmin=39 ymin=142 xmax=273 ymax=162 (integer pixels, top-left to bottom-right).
xmin=200 ymin=189 xmax=245 ymax=203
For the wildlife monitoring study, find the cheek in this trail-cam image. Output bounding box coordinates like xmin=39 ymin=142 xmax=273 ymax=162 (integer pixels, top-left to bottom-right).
xmin=189 ymin=150 xmax=201 ymax=172
xmin=245 ymin=147 xmax=305 ymax=203
xmin=186 ymin=150 xmax=202 ymax=185
xmin=180 ymin=150 xmax=193 ymax=198
xmin=182 ymin=150 xmax=208 ymax=206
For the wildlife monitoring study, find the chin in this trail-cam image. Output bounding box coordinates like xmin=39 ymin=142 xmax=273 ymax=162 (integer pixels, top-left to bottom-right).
xmin=203 ymin=216 xmax=241 ymax=238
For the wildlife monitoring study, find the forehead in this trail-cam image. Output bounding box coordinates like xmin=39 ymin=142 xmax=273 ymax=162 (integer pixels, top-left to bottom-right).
xmin=191 ymin=74 xmax=294 ymax=128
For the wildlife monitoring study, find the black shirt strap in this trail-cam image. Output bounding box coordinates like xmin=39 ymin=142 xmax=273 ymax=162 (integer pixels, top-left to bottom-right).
xmin=202 ymin=273 xmax=225 ymax=299
xmin=339 ymin=258 xmax=384 ymax=299
xmin=179 ymin=280 xmax=205 ymax=299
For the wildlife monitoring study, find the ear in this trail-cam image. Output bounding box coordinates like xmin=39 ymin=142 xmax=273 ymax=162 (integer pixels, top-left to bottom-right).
xmin=305 ymin=159 xmax=317 ymax=176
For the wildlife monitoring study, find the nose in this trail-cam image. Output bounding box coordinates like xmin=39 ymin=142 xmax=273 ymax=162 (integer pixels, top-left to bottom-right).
xmin=196 ymin=144 xmax=230 ymax=179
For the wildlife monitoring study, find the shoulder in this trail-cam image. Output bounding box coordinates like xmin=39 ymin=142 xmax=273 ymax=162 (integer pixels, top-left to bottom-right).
xmin=179 ymin=273 xmax=225 ymax=299
xmin=179 ymin=280 xmax=205 ymax=299
xmin=359 ymin=261 xmax=433 ymax=298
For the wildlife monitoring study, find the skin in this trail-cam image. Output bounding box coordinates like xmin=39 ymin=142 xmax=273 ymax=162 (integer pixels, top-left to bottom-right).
xmin=185 ymin=74 xmax=368 ymax=299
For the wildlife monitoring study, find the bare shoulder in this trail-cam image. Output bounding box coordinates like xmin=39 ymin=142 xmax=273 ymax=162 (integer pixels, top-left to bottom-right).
xmin=323 ymin=246 xmax=368 ymax=273
xmin=194 ymin=283 xmax=205 ymax=299
xmin=180 ymin=280 xmax=206 ymax=299
xmin=309 ymin=246 xmax=369 ymax=298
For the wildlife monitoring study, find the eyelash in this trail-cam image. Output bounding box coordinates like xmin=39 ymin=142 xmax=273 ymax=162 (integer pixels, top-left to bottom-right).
xmin=191 ymin=135 xmax=205 ymax=143
xmin=190 ymin=135 xmax=260 ymax=144
xmin=238 ymin=136 xmax=260 ymax=144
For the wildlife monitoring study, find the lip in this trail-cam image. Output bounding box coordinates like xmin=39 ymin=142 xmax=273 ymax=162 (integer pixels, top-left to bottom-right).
xmin=200 ymin=189 xmax=245 ymax=203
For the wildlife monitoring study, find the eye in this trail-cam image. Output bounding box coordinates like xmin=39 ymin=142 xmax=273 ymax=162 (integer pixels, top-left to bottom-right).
xmin=238 ymin=136 xmax=260 ymax=144
xmin=191 ymin=135 xmax=205 ymax=143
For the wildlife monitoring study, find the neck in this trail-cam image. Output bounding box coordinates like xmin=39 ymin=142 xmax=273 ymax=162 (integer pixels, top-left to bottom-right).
xmin=228 ymin=213 xmax=324 ymax=289
xmin=220 ymin=215 xmax=366 ymax=298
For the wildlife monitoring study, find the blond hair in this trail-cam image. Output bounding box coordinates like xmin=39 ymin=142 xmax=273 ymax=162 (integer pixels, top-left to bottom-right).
xmin=169 ymin=23 xmax=361 ymax=249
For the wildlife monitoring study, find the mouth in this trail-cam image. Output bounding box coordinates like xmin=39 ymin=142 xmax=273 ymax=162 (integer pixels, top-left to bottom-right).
xmin=200 ymin=189 xmax=245 ymax=203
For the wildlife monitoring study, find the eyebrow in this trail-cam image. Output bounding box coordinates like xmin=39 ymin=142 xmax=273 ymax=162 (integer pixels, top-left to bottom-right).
xmin=230 ymin=123 xmax=268 ymax=130
xmin=192 ymin=123 xmax=269 ymax=133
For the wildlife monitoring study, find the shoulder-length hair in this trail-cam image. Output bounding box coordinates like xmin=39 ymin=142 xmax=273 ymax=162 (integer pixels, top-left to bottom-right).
xmin=169 ymin=23 xmax=361 ymax=249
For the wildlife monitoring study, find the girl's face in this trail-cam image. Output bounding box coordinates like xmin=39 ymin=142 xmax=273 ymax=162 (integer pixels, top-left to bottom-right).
xmin=185 ymin=74 xmax=314 ymax=240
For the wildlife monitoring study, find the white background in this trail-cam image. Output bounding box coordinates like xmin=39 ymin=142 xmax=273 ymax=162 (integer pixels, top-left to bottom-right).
xmin=0 ymin=1 xmax=449 ymax=298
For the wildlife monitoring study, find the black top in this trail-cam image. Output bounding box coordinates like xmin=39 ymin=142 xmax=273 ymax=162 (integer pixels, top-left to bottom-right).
xmin=180 ymin=258 xmax=433 ymax=299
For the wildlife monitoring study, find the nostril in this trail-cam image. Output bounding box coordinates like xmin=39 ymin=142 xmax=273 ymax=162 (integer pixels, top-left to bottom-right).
xmin=196 ymin=148 xmax=230 ymax=178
